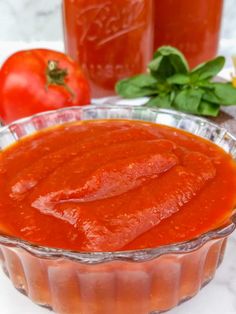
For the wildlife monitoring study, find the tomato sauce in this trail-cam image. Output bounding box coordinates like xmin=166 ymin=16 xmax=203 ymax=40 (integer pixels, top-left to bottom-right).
xmin=0 ymin=120 xmax=236 ymax=252
xmin=63 ymin=0 xmax=154 ymax=97
xmin=153 ymin=0 xmax=224 ymax=68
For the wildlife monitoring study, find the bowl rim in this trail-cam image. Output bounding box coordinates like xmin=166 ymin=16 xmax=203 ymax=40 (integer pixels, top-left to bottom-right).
xmin=0 ymin=104 xmax=236 ymax=264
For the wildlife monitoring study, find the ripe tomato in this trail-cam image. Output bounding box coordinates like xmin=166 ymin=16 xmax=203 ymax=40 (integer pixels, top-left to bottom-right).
xmin=0 ymin=49 xmax=91 ymax=124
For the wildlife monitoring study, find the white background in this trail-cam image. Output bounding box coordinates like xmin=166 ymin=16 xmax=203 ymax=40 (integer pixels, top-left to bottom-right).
xmin=0 ymin=0 xmax=235 ymax=42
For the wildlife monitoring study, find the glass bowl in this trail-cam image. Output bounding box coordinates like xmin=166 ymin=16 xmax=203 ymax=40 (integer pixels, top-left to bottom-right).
xmin=0 ymin=105 xmax=236 ymax=314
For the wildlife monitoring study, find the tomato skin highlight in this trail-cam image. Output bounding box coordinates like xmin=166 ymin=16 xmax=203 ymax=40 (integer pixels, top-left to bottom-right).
xmin=0 ymin=49 xmax=91 ymax=124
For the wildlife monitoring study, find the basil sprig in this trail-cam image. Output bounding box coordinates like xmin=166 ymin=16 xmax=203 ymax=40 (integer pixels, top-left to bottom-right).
xmin=116 ymin=46 xmax=236 ymax=117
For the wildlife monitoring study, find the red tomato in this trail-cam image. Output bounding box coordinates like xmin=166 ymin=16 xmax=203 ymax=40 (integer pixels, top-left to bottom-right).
xmin=0 ymin=49 xmax=91 ymax=124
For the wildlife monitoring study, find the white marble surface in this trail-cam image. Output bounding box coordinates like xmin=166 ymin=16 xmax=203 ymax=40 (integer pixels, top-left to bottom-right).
xmin=0 ymin=0 xmax=235 ymax=42
xmin=0 ymin=0 xmax=63 ymax=41
xmin=0 ymin=41 xmax=236 ymax=314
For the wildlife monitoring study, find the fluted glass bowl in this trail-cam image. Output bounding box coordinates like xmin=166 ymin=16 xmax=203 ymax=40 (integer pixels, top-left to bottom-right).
xmin=0 ymin=105 xmax=236 ymax=314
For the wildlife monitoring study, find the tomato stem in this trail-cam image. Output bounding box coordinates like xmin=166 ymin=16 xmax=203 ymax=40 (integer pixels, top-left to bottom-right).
xmin=46 ymin=60 xmax=75 ymax=98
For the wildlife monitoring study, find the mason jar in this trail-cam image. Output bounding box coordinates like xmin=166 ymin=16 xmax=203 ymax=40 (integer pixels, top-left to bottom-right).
xmin=63 ymin=0 xmax=154 ymax=98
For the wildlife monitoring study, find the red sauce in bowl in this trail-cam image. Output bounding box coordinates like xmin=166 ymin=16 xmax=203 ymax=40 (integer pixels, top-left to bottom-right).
xmin=0 ymin=119 xmax=236 ymax=252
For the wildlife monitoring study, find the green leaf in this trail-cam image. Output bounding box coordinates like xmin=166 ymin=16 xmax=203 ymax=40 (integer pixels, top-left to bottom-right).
xmin=153 ymin=46 xmax=189 ymax=73
xmin=174 ymin=88 xmax=204 ymax=114
xmin=115 ymin=74 xmax=158 ymax=98
xmin=213 ymin=83 xmax=236 ymax=105
xmin=190 ymin=56 xmax=225 ymax=81
xmin=148 ymin=46 xmax=189 ymax=78
xmin=115 ymin=45 xmax=235 ymax=117
xmin=198 ymin=101 xmax=220 ymax=117
xmin=120 ymin=74 xmax=158 ymax=87
xmin=146 ymin=90 xmax=220 ymax=117
xmin=146 ymin=94 xmax=173 ymax=108
xmin=149 ymin=56 xmax=175 ymax=79
xmin=170 ymin=90 xmax=176 ymax=103
xmin=148 ymin=54 xmax=164 ymax=75
xmin=167 ymin=74 xmax=190 ymax=85
xmin=196 ymin=81 xmax=215 ymax=90
xmin=202 ymin=90 xmax=222 ymax=105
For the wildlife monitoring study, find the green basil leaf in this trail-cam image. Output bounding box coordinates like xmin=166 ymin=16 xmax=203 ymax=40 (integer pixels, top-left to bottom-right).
xmin=115 ymin=45 xmax=234 ymax=117
xmin=170 ymin=90 xmax=176 ymax=103
xmin=213 ymin=83 xmax=236 ymax=105
xmin=146 ymin=94 xmax=173 ymax=108
xmin=149 ymin=56 xmax=175 ymax=79
xmin=198 ymin=101 xmax=220 ymax=117
xmin=167 ymin=74 xmax=190 ymax=85
xmin=148 ymin=55 xmax=164 ymax=75
xmin=149 ymin=46 xmax=189 ymax=78
xmin=154 ymin=46 xmax=189 ymax=73
xmin=202 ymin=90 xmax=222 ymax=104
xmin=190 ymin=56 xmax=225 ymax=81
xmin=115 ymin=74 xmax=158 ymax=98
xmin=174 ymin=88 xmax=204 ymax=114
xmin=196 ymin=81 xmax=215 ymax=90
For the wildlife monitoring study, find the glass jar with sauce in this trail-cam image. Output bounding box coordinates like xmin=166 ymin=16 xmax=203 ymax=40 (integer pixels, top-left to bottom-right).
xmin=153 ymin=0 xmax=224 ymax=68
xmin=62 ymin=0 xmax=154 ymax=98
xmin=62 ymin=0 xmax=224 ymax=98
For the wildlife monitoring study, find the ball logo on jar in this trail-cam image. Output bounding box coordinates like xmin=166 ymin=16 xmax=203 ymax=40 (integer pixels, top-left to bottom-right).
xmin=76 ymin=0 xmax=146 ymax=47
